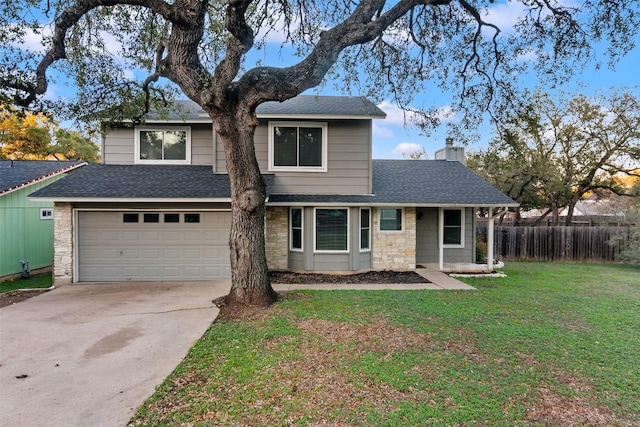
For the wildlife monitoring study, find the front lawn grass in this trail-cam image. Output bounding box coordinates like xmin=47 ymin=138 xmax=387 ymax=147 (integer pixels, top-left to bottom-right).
xmin=0 ymin=272 xmax=52 ymax=293
xmin=129 ymin=262 xmax=640 ymax=426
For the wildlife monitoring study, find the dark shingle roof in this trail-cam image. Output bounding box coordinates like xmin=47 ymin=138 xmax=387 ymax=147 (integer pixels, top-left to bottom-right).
xmin=145 ymin=96 xmax=385 ymax=121
xmin=268 ymin=160 xmax=517 ymax=206
xmin=29 ymin=160 xmax=515 ymax=206
xmin=0 ymin=160 xmax=85 ymax=195
xmin=28 ymin=164 xmax=274 ymax=200
xmin=256 ymin=96 xmax=385 ymax=117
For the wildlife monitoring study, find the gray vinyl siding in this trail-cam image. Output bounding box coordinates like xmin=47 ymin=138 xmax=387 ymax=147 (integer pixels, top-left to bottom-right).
xmin=102 ymin=128 xmax=134 ymax=164
xmin=217 ymin=120 xmax=372 ymax=195
xmin=288 ymin=207 xmax=371 ymax=271
xmin=190 ymin=124 xmax=214 ymax=165
xmin=103 ymin=124 xmax=214 ymax=165
xmin=416 ymin=207 xmax=474 ymax=264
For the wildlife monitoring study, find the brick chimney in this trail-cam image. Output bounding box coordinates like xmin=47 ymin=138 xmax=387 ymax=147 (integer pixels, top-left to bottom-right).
xmin=434 ymin=137 xmax=465 ymax=163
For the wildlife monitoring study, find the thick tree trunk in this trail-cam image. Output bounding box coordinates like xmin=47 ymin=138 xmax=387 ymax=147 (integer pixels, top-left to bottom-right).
xmin=211 ymin=106 xmax=277 ymax=306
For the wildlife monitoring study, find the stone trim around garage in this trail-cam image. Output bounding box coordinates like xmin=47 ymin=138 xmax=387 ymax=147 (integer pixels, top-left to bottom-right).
xmin=265 ymin=206 xmax=288 ymax=270
xmin=53 ymin=202 xmax=73 ymax=286
xmin=372 ymin=207 xmax=416 ymax=270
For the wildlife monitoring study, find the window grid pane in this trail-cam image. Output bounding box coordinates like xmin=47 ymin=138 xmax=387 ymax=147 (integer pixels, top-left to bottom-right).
xmin=360 ymin=209 xmax=370 ymax=250
xmin=299 ymin=127 xmax=322 ymax=166
xmin=163 ymin=131 xmax=187 ymax=160
xmin=380 ymin=208 xmax=402 ymax=231
xmin=443 ymin=210 xmax=462 ymax=245
xmin=139 ymin=131 xmax=163 ymax=160
xmin=316 ymin=209 xmax=348 ymax=251
xmin=290 ymin=208 xmax=303 ymax=250
xmin=273 ymin=126 xmax=298 ymax=166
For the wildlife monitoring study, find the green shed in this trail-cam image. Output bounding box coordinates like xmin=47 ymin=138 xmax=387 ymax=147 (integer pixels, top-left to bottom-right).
xmin=0 ymin=160 xmax=85 ymax=279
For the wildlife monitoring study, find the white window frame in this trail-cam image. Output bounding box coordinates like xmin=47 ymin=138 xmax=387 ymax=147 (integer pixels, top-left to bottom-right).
xmin=359 ymin=208 xmax=371 ymax=252
xmin=442 ymin=208 xmax=465 ymax=248
xmin=289 ymin=208 xmax=304 ymax=252
xmin=40 ymin=208 xmax=54 ymax=220
xmin=134 ymin=126 xmax=192 ymax=165
xmin=313 ymin=207 xmax=350 ymax=254
xmin=378 ymin=208 xmax=403 ymax=232
xmin=268 ymin=121 xmax=328 ymax=172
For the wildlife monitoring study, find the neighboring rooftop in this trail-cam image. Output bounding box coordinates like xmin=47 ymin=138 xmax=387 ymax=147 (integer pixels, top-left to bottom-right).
xmin=143 ymin=95 xmax=386 ymax=122
xmin=28 ymin=164 xmax=274 ymax=200
xmin=0 ymin=160 xmax=85 ymax=195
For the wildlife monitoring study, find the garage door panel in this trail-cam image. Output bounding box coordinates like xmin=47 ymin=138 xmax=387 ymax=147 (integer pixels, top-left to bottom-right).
xmin=78 ymin=211 xmax=231 ymax=281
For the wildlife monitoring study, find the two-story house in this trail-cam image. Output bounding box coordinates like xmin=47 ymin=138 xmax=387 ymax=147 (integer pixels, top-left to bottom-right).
xmin=30 ymin=96 xmax=516 ymax=285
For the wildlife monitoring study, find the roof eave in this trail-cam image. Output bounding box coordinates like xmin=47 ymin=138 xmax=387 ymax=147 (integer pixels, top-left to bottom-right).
xmin=256 ymin=114 xmax=385 ymax=120
xmin=266 ymin=201 xmax=519 ymax=207
xmin=26 ymin=197 xmax=233 ymax=203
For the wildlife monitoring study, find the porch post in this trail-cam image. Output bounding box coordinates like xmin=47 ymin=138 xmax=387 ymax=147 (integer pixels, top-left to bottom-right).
xmin=487 ymin=207 xmax=494 ymax=271
xmin=438 ymin=208 xmax=444 ymax=270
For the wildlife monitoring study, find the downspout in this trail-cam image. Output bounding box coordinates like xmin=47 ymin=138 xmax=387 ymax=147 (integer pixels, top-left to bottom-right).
xmin=438 ymin=208 xmax=444 ymax=271
xmin=487 ymin=208 xmax=494 ymax=271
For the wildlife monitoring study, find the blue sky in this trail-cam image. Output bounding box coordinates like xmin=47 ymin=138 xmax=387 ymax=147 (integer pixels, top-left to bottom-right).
xmin=15 ymin=1 xmax=640 ymax=159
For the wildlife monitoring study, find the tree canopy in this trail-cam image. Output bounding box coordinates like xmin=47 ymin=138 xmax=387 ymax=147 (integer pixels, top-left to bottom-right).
xmin=1 ymin=0 xmax=639 ymax=305
xmin=467 ymin=90 xmax=640 ymax=225
xmin=0 ymin=106 xmax=100 ymax=161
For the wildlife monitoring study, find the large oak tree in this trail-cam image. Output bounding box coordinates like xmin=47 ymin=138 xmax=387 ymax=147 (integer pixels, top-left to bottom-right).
xmin=1 ymin=0 xmax=638 ymax=305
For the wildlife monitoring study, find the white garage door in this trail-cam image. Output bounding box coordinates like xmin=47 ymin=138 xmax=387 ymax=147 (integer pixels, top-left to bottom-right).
xmin=77 ymin=211 xmax=232 ymax=281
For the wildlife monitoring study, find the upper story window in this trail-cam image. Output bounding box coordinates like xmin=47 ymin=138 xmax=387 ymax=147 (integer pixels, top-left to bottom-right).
xmin=135 ymin=127 xmax=191 ymax=164
xmin=443 ymin=208 xmax=465 ymax=247
xmin=268 ymin=122 xmax=327 ymax=172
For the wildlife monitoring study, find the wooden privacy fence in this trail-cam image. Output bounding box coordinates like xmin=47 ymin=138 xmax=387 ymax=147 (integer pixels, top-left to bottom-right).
xmin=476 ymin=225 xmax=632 ymax=262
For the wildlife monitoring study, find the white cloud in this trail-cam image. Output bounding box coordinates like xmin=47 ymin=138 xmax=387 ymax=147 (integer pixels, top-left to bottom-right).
xmin=372 ymin=122 xmax=395 ymax=138
xmin=377 ymin=100 xmax=418 ymax=126
xmin=373 ymin=100 xmax=458 ymax=138
xmin=483 ymin=1 xmax=527 ymax=34
xmin=392 ymin=142 xmax=424 ymax=156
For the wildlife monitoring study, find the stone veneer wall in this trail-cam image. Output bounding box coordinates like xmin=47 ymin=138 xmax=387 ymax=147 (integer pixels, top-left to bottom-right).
xmin=265 ymin=206 xmax=288 ymax=270
xmin=372 ymin=207 xmax=416 ymax=270
xmin=53 ymin=202 xmax=73 ymax=285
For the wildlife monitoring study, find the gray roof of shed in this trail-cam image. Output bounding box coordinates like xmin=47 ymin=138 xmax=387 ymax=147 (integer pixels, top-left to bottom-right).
xmin=0 ymin=160 xmax=85 ymax=195
xmin=30 ymin=160 xmax=516 ymax=207
xmin=145 ymin=95 xmax=385 ymax=121
xmin=29 ymin=164 xmax=274 ymax=200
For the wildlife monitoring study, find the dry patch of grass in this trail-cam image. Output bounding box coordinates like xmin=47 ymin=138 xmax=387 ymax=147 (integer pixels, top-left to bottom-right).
xmin=130 ymin=263 xmax=640 ymax=426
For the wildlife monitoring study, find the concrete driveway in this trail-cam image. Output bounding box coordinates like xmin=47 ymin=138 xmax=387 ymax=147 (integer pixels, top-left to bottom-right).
xmin=0 ymin=280 xmax=230 ymax=427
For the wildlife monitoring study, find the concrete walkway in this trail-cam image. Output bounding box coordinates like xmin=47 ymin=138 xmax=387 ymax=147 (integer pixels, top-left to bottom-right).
xmin=273 ymin=269 xmax=475 ymax=291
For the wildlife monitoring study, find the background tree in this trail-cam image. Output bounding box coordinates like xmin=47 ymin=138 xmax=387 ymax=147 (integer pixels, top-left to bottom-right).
xmin=0 ymin=106 xmax=99 ymax=161
xmin=1 ymin=0 xmax=638 ymax=305
xmin=403 ymin=146 xmax=428 ymax=160
xmin=0 ymin=107 xmax=53 ymax=159
xmin=51 ymin=129 xmax=100 ymax=162
xmin=469 ymin=91 xmax=640 ymax=225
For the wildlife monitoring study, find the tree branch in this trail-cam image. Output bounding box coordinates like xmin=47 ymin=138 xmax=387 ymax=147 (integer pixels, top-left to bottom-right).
xmin=8 ymin=0 xmax=176 ymax=107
